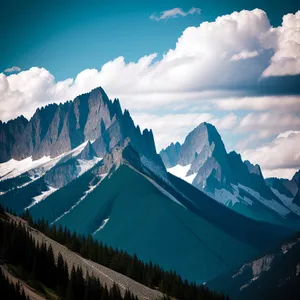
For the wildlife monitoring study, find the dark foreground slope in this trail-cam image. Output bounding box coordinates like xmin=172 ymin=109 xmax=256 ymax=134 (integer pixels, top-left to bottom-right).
xmin=1 ymin=210 xmax=228 ymax=300
xmin=0 ymin=211 xmax=162 ymax=300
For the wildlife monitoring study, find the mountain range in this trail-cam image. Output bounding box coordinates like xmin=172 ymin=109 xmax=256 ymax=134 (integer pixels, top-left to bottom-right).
xmin=160 ymin=122 xmax=300 ymax=229
xmin=0 ymin=87 xmax=299 ymax=297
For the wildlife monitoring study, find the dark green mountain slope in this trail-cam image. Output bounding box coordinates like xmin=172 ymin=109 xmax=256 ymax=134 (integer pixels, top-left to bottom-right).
xmin=208 ymin=233 xmax=300 ymax=300
xmin=25 ymin=148 xmax=291 ymax=283
xmin=37 ymin=164 xmax=257 ymax=283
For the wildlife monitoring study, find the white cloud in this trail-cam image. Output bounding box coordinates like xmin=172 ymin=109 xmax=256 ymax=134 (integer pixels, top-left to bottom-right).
xmin=261 ymin=168 xmax=298 ymax=180
xmin=234 ymin=112 xmax=300 ymax=151
xmin=230 ymin=50 xmax=259 ymax=61
xmin=150 ymin=7 xmax=200 ymax=21
xmin=132 ymin=113 xmax=212 ymax=150
xmin=132 ymin=112 xmax=238 ymax=150
xmin=210 ymin=113 xmax=238 ymax=130
xmin=215 ymin=96 xmax=300 ymax=112
xmin=262 ymin=11 xmax=300 ymax=77
xmin=242 ymin=131 xmax=300 ymax=179
xmin=238 ymin=112 xmax=300 ymax=136
xmin=277 ymin=130 xmax=300 ymax=138
xmin=4 ymin=66 xmax=21 ymax=73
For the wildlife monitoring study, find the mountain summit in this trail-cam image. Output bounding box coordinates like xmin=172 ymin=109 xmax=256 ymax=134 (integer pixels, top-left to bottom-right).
xmin=160 ymin=123 xmax=234 ymax=190
xmin=161 ymin=122 xmax=300 ymax=228
xmin=0 ymin=87 xmax=159 ymax=165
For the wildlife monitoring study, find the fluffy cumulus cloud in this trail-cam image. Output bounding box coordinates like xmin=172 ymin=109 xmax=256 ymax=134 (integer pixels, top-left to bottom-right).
xmin=1 ymin=9 xmax=299 ymax=121
xmin=0 ymin=9 xmax=300 ymax=177
xmin=262 ymin=11 xmax=300 ymax=77
xmin=234 ymin=111 xmax=300 ymax=153
xmin=242 ymin=131 xmax=300 ymax=179
xmin=150 ymin=7 xmax=200 ymax=21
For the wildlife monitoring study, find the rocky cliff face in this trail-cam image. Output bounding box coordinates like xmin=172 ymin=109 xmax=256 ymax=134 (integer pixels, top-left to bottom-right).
xmin=159 ymin=142 xmax=181 ymax=168
xmin=160 ymin=122 xmax=235 ymax=191
xmin=0 ymin=87 xmax=159 ymax=166
xmin=244 ymin=160 xmax=263 ymax=176
xmin=0 ymin=116 xmax=28 ymax=163
xmin=227 ymin=151 xmax=275 ymax=199
xmin=160 ymin=122 xmax=284 ymax=197
xmin=266 ymin=169 xmax=300 ymax=204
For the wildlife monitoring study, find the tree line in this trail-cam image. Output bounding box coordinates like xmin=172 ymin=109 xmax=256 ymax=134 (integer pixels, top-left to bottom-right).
xmin=19 ymin=207 xmax=227 ymax=300
xmin=0 ymin=267 xmax=29 ymax=300
xmin=0 ymin=207 xmax=139 ymax=300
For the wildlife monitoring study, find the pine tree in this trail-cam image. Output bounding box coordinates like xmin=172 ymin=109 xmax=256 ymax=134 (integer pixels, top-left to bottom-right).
xmin=67 ymin=266 xmax=76 ymax=300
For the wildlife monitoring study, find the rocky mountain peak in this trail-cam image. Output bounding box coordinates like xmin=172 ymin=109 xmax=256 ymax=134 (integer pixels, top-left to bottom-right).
xmin=160 ymin=122 xmax=228 ymax=170
xmin=0 ymin=115 xmax=29 ymax=162
xmin=176 ymin=122 xmax=225 ymax=167
xmin=77 ymin=141 xmax=98 ymax=160
xmin=159 ymin=141 xmax=181 ymax=168
xmin=0 ymin=87 xmax=159 ymax=166
xmin=244 ymin=160 xmax=263 ymax=176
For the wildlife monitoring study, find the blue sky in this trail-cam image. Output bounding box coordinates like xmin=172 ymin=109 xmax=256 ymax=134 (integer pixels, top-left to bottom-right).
xmin=0 ymin=0 xmax=300 ymax=178
xmin=1 ymin=0 xmax=298 ymax=79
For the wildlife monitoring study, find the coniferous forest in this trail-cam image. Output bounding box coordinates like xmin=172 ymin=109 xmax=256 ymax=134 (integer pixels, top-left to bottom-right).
xmin=0 ymin=207 xmax=139 ymax=300
xmin=0 ymin=267 xmax=29 ymax=300
xmin=0 ymin=205 xmax=227 ymax=300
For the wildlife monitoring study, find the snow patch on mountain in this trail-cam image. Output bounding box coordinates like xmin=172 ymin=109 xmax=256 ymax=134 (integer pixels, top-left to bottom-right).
xmin=0 ymin=156 xmax=52 ymax=180
xmin=93 ymin=218 xmax=110 ymax=235
xmin=166 ymin=162 xmax=292 ymax=217
xmin=210 ymin=185 xmax=241 ymax=206
xmin=0 ymin=141 xmax=90 ymax=181
xmin=77 ymin=157 xmax=103 ymax=176
xmin=239 ymin=184 xmax=290 ymax=216
xmin=167 ymin=164 xmax=197 ymax=184
xmin=26 ymin=186 xmax=57 ymax=210
xmin=271 ymin=187 xmax=300 ymax=217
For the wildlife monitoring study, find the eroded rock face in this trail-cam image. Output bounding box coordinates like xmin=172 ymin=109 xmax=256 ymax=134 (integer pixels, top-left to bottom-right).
xmin=160 ymin=122 xmax=283 ymax=201
xmin=93 ymin=139 xmax=143 ymax=178
xmin=177 ymin=123 xmax=214 ymax=166
xmin=266 ymin=169 xmax=300 ymax=204
xmin=44 ymin=160 xmax=79 ymax=189
xmin=244 ymin=160 xmax=263 ymax=177
xmin=159 ymin=142 xmax=181 ymax=168
xmin=160 ymin=122 xmax=235 ymax=191
xmin=0 ymin=87 xmax=159 ymax=166
xmin=12 ymin=104 xmax=59 ymax=160
xmin=0 ymin=116 xmax=28 ymax=162
xmin=77 ymin=141 xmax=97 ymax=160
